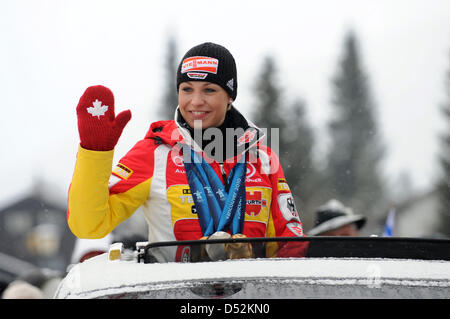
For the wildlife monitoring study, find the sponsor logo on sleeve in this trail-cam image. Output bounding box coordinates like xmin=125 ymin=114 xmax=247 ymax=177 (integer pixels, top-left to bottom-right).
xmin=112 ymin=163 xmax=133 ymax=180
xmin=277 ymin=178 xmax=290 ymax=192
xmin=278 ymin=193 xmax=300 ymax=222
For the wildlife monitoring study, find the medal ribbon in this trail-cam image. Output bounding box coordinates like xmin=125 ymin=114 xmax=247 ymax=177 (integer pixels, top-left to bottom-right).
xmin=183 ymin=147 xmax=246 ymax=237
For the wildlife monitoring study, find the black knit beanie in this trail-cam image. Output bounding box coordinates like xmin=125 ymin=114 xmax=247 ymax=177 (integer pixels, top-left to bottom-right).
xmin=176 ymin=42 xmax=237 ymax=100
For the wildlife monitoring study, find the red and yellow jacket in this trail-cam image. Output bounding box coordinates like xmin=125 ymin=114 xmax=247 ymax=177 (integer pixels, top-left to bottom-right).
xmin=68 ymin=116 xmax=305 ymax=260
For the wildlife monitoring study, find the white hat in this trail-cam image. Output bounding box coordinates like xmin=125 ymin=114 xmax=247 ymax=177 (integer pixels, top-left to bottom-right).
xmin=308 ymin=199 xmax=366 ymax=236
xmin=2 ymin=280 xmax=44 ymax=299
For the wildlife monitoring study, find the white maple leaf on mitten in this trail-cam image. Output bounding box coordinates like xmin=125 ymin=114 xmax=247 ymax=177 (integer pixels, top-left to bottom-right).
xmin=87 ymin=99 xmax=109 ymax=119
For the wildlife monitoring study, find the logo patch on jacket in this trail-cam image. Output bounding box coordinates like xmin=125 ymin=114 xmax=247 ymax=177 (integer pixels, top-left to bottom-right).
xmin=244 ymin=187 xmax=271 ymax=222
xmin=277 ymin=178 xmax=290 ymax=192
xmin=278 ymin=193 xmax=300 ymax=222
xmin=112 ymin=163 xmax=133 ymax=180
xmin=246 ymin=190 xmax=267 ymax=217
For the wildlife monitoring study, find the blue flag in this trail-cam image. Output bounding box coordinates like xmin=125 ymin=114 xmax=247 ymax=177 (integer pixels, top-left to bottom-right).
xmin=382 ymin=208 xmax=396 ymax=237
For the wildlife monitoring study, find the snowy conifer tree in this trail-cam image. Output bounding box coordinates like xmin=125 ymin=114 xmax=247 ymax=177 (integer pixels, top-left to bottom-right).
xmin=251 ymin=56 xmax=285 ymax=146
xmin=158 ymin=35 xmax=179 ymax=120
xmin=326 ymin=30 xmax=386 ymax=220
xmin=437 ymin=52 xmax=450 ymax=237
xmin=251 ymin=56 xmax=319 ymax=225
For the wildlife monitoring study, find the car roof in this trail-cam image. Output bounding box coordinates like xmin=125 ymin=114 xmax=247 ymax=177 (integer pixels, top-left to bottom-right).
xmin=55 ymin=252 xmax=450 ymax=299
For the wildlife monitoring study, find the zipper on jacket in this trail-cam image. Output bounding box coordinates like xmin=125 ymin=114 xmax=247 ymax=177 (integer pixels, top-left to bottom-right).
xmin=219 ymin=163 xmax=229 ymax=192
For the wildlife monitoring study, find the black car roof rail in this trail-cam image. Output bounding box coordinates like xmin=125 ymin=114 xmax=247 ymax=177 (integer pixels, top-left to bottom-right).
xmin=140 ymin=236 xmax=450 ymax=263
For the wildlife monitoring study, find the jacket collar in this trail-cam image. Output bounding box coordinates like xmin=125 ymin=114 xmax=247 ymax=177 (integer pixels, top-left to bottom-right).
xmin=144 ymin=106 xmax=265 ymax=161
xmin=174 ymin=105 xmax=265 ymax=160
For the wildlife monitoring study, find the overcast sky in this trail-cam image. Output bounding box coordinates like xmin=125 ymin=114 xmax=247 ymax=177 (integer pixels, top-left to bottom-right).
xmin=1 ymin=0 xmax=449 ymax=206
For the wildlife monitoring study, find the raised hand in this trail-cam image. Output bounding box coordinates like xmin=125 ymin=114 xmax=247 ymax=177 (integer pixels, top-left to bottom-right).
xmin=76 ymin=85 xmax=131 ymax=151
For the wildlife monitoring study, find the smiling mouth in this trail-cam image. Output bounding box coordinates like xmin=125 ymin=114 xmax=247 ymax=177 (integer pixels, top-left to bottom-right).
xmin=190 ymin=111 xmax=210 ymax=119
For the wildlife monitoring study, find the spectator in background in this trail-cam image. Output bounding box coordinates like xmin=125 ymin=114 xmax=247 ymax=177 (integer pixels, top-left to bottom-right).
xmin=308 ymin=199 xmax=366 ymax=236
xmin=2 ymin=268 xmax=63 ymax=299
xmin=2 ymin=280 xmax=44 ymax=299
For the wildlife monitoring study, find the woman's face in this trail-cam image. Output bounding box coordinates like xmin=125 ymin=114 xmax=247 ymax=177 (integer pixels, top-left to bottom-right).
xmin=178 ymin=81 xmax=231 ymax=129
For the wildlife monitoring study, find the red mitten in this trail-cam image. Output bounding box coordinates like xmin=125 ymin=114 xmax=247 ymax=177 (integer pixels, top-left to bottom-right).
xmin=76 ymin=85 xmax=131 ymax=151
